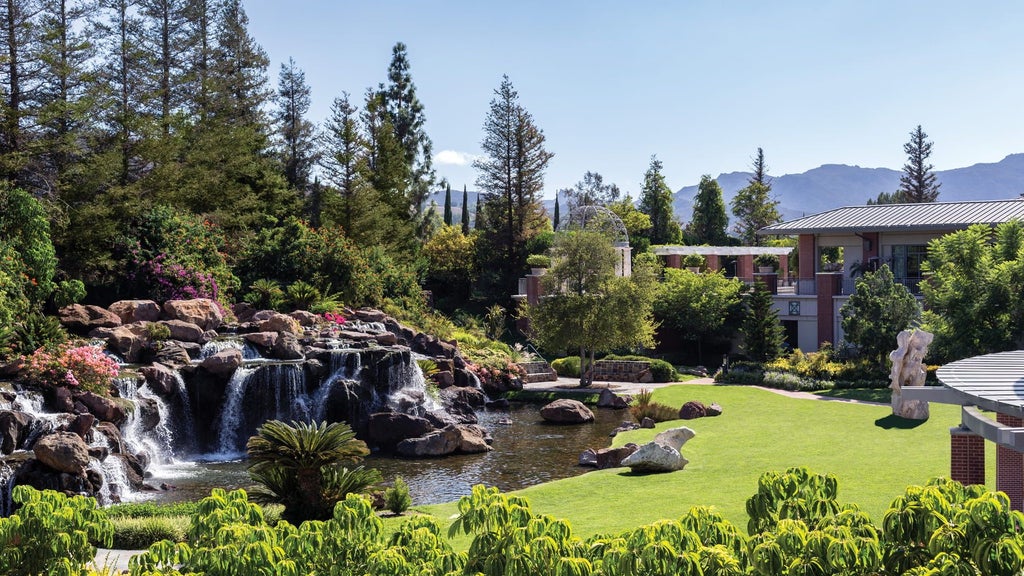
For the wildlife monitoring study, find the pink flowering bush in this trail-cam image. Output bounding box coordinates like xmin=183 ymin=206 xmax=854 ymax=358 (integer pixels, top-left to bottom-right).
xmin=23 ymin=344 xmax=119 ymax=395
xmin=323 ymin=312 xmax=346 ymax=325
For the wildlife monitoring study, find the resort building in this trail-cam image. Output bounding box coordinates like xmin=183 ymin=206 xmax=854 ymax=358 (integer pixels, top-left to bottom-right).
xmin=658 ymin=198 xmax=1024 ymax=352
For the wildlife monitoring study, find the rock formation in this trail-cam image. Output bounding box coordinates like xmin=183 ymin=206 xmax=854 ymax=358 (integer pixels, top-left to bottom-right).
xmin=889 ymin=329 xmax=934 ymax=420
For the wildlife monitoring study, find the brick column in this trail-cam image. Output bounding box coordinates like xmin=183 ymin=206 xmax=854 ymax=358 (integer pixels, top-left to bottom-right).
xmin=755 ymin=273 xmax=778 ymax=294
xmin=706 ymin=254 xmax=721 ymax=272
xmin=798 ymin=234 xmax=815 ymax=281
xmin=665 ymin=254 xmax=681 ymax=268
xmin=815 ymin=273 xmax=842 ymax=347
xmin=737 ymin=254 xmax=754 ymax=280
xmin=997 ymin=412 xmax=1024 ymax=511
xmin=950 ymin=426 xmax=985 ymax=486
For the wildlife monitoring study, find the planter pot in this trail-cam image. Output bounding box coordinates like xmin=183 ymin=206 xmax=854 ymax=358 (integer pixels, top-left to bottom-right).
xmin=758 ymin=266 xmax=774 ymax=274
xmin=531 ymin=268 xmax=547 ymax=276
xmin=686 ymin=267 xmax=701 ymax=273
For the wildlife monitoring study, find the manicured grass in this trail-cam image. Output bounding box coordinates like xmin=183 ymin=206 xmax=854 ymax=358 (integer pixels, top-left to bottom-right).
xmin=503 ymin=390 xmax=601 ymax=404
xmin=815 ymin=387 xmax=891 ymax=403
xmin=417 ymin=384 xmax=995 ymax=541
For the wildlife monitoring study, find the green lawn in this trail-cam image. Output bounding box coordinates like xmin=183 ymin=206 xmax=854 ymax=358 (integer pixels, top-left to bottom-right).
xmin=415 ymin=384 xmax=995 ymax=541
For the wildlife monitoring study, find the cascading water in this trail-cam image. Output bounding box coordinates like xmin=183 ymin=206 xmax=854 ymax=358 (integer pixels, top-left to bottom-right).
xmin=214 ymin=366 xmax=257 ymax=457
xmin=0 ymin=462 xmax=14 ymax=517
xmin=389 ymin=355 xmax=439 ymax=415
xmin=314 ymin=351 xmax=361 ymax=422
xmin=115 ymin=377 xmax=176 ymax=470
xmin=199 ymin=339 xmax=261 ymax=361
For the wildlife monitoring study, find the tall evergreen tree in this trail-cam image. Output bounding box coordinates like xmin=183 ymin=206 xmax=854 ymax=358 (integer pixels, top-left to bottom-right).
xmin=687 ymin=175 xmax=729 ymax=245
xmin=96 ymin=0 xmax=148 ymax=185
xmin=553 ymin=193 xmax=560 ymax=230
xmin=731 ymin=147 xmax=780 ymax=246
xmin=474 ymin=74 xmax=553 ymax=298
xmin=139 ymin=0 xmax=191 ymax=134
xmin=460 ymin=184 xmax=469 ymax=235
xmin=274 ymin=57 xmax=317 ymax=192
xmin=474 ymin=194 xmax=481 ymax=230
xmin=320 ymin=92 xmax=383 ymax=247
xmin=559 ymin=171 xmax=619 ymax=213
xmin=362 ymin=89 xmax=408 ymax=218
xmin=0 ymin=0 xmax=40 ymax=185
xmin=741 ymin=282 xmax=785 ymax=362
xmin=897 ymin=125 xmax=941 ymax=203
xmin=638 ymin=155 xmax=681 ymax=245
xmin=381 ymin=41 xmax=434 ymax=221
xmin=443 ymin=182 xmax=452 ymax=225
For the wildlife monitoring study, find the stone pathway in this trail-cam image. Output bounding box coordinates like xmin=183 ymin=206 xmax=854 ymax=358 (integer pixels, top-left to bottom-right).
xmin=92 ymin=548 xmax=144 ymax=573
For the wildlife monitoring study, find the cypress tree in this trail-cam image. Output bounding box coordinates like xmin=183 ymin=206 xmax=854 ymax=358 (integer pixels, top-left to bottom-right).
xmin=741 ymin=282 xmax=785 ymax=362
xmin=553 ymin=193 xmax=560 ymax=229
xmin=443 ymin=182 xmax=452 ymax=225
xmin=474 ymin=196 xmax=481 ymax=230
xmin=461 ymin=184 xmax=470 ymax=234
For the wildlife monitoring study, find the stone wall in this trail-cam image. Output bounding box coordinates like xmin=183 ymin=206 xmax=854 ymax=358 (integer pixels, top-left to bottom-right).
xmin=517 ymin=361 xmax=557 ymax=383
xmin=591 ymin=360 xmax=651 ymax=383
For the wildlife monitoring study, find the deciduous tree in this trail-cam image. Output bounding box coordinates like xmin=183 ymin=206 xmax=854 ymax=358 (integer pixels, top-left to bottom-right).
xmin=654 ymin=268 xmax=744 ymax=363
xmin=559 ymin=170 xmax=620 ymax=213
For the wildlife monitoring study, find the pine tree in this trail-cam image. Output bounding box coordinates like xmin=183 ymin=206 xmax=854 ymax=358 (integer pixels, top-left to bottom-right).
xmin=741 ymin=282 xmax=785 ymax=362
xmin=274 ymin=57 xmax=318 ymax=192
xmin=687 ymin=175 xmax=729 ymax=245
xmin=474 ymin=195 xmax=481 ymax=230
xmin=443 ymin=182 xmax=452 ymax=225
xmin=897 ymin=125 xmax=941 ymax=203
xmin=139 ymin=0 xmax=191 ymax=134
xmin=0 ymin=0 xmax=39 ymax=185
xmin=474 ymin=74 xmax=553 ymax=297
xmin=638 ymin=155 xmax=681 ymax=245
xmin=381 ymin=42 xmax=434 ymax=221
xmin=731 ymin=148 xmax=780 ymax=246
xmin=461 ymin=184 xmax=469 ymax=235
xmin=553 ymin=193 xmax=560 ymax=230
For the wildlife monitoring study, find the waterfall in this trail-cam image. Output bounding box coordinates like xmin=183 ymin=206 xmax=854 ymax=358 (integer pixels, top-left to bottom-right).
xmin=313 ymin=351 xmax=361 ymax=422
xmin=388 ymin=355 xmax=441 ymax=415
xmin=0 ymin=462 xmax=14 ymax=517
xmin=214 ymin=366 xmax=257 ymax=457
xmin=115 ymin=377 xmax=176 ymax=471
xmin=12 ymin=391 xmax=63 ymax=447
xmin=199 ymin=338 xmax=260 ymax=360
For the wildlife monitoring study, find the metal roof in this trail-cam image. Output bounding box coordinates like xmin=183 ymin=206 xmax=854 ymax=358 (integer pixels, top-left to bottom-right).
xmin=652 ymin=246 xmax=792 ymax=256
xmin=758 ymin=198 xmax=1024 ymax=235
xmin=936 ymin=350 xmax=1024 ymax=420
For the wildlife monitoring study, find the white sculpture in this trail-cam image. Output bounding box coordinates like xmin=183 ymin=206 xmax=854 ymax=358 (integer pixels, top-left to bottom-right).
xmin=889 ymin=329 xmax=934 ymax=420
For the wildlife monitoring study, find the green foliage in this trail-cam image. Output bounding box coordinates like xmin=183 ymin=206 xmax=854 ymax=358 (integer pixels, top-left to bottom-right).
xmin=602 ymin=354 xmax=678 ymax=383
xmin=638 ymin=155 xmax=682 ymax=247
xmin=246 ymin=419 xmax=373 ymax=523
xmin=10 ymin=312 xmax=67 ymax=355
xmin=731 ymin=181 xmax=781 ymax=247
xmin=607 ymin=194 xmax=654 ymax=254
xmin=105 ymin=501 xmax=200 ymax=520
xmin=284 ymin=279 xmax=321 ymax=311
xmin=484 ymin=304 xmax=505 ymax=340
xmin=243 ymin=279 xmax=286 ymax=311
xmin=897 ymin=125 xmax=941 ymax=203
xmin=0 ymin=486 xmax=113 ymax=576
xmin=686 ymin=175 xmax=730 ymax=245
xmin=111 ymin=516 xmax=189 ymax=549
xmin=52 ymin=279 xmax=87 ymax=308
xmin=654 ymin=268 xmax=745 ymax=362
xmin=525 ymin=253 xmax=551 ymax=268
xmin=551 ymin=356 xmax=582 ymax=378
xmin=628 ymin=388 xmax=679 ymax=423
xmin=741 ymin=283 xmax=785 ymax=362
xmin=922 ymin=221 xmax=1024 ymax=363
xmin=0 ymin=185 xmax=58 ymax=307
xmin=385 ymin=477 xmax=413 ymax=514
xmin=146 ymin=322 xmax=172 ymax=342
xmin=840 ymin=264 xmax=921 ymax=365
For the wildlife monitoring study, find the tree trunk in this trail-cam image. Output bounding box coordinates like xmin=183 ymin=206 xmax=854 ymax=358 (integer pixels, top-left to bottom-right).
xmin=578 ymin=345 xmax=586 ymax=387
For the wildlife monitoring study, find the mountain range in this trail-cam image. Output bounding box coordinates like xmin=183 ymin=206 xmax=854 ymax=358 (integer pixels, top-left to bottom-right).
xmin=427 ymin=154 xmax=1024 ymax=225
xmin=672 ymin=153 xmax=1024 ymax=221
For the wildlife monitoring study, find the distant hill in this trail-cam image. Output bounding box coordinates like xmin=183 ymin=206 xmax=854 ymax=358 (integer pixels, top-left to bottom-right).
xmin=673 ymin=153 xmax=1024 ymax=222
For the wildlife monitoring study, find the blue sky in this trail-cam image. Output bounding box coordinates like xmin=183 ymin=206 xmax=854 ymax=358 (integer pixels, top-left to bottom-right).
xmin=246 ymin=1 xmax=1024 ymax=199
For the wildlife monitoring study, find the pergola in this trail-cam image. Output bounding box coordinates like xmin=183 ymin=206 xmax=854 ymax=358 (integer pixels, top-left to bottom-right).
xmin=652 ymin=245 xmax=794 ymax=281
xmin=903 ymin=350 xmax=1024 ymax=509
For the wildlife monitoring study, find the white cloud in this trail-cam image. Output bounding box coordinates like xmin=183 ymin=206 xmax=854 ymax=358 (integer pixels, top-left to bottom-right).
xmin=434 ymin=150 xmax=479 ymax=166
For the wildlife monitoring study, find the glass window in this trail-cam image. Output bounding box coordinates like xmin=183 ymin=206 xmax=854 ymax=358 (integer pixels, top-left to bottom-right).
xmin=891 ymin=245 xmax=927 ymax=292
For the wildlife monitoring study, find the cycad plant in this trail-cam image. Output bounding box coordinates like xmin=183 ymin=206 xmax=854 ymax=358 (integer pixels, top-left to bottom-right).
xmin=246 ymin=420 xmax=378 ymax=523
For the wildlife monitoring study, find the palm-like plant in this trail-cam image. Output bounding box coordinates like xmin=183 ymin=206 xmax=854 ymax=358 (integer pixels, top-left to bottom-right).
xmin=246 ymin=420 xmax=376 ymax=523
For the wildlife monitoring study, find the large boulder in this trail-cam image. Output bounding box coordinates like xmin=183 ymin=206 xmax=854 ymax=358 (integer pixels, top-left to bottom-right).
xmin=244 ymin=331 xmax=279 ymax=351
xmin=258 ymin=313 xmax=302 ymax=335
xmin=621 ymin=442 xmax=688 ymax=473
xmin=272 ymin=331 xmax=304 ymax=360
xmin=654 ymin=426 xmax=696 ymax=452
xmin=289 ymin=310 xmax=319 ymax=327
xmin=597 ymin=388 xmax=630 ymax=409
xmin=679 ymin=401 xmax=708 ymax=420
xmin=456 ymin=424 xmax=493 ymax=453
xmin=395 ymin=426 xmax=461 ymax=457
xmin=141 ymin=363 xmax=180 ymax=396
xmin=366 ymin=412 xmax=435 ymax=450
xmin=596 ymin=443 xmax=640 ymax=469
xmin=0 ymin=410 xmax=34 ymax=454
xmin=33 ymin=432 xmax=91 ymax=475
xmin=108 ymin=300 xmax=161 ymax=324
xmin=152 ymin=341 xmax=192 ymax=368
xmin=76 ymin=391 xmax=126 ymax=425
xmin=158 ymin=320 xmax=205 ymax=343
xmin=540 ymin=399 xmax=594 ymax=424
xmin=59 ymin=304 xmax=122 ymax=334
xmin=200 ymin=348 xmax=243 ymax=376
xmin=412 ymin=333 xmax=457 ymax=358
xmin=67 ymin=413 xmax=95 ymax=440
xmin=96 ymin=421 xmax=125 ymax=453
xmin=163 ymin=299 xmax=224 ymax=331
xmin=108 ymin=323 xmax=151 ymax=363
xmin=442 ymin=386 xmax=487 ymax=408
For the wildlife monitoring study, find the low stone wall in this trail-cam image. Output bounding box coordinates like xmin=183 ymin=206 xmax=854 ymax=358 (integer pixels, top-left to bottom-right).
xmin=517 ymin=361 xmax=557 ymax=383
xmin=591 ymin=360 xmax=651 ymax=383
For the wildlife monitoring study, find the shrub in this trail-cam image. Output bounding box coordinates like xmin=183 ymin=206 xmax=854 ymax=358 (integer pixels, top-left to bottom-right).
xmin=105 ymin=501 xmax=199 ymax=519
xmin=525 ymin=254 xmax=550 ymax=268
xmin=11 ymin=312 xmax=66 ymax=356
xmin=145 ymin=322 xmax=171 ymax=341
xmin=110 ymin=516 xmax=188 ymax=549
xmin=244 ymin=278 xmax=285 ymax=311
xmin=23 ymin=343 xmax=119 ymax=394
xmin=285 ymin=279 xmax=321 ymax=311
xmin=551 ymin=356 xmax=581 ymax=378
xmin=384 ymin=477 xmax=412 ymax=514
xmin=0 ymin=486 xmax=113 ymax=576
xmin=629 ymin=388 xmax=680 ymax=422
xmin=52 ymin=279 xmax=86 ymax=308
xmin=604 ymin=354 xmax=678 ymax=382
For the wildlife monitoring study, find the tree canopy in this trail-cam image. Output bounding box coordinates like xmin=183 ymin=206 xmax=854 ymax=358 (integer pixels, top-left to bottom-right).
xmin=839 ymin=264 xmax=921 ymax=367
xmin=686 ymin=175 xmax=730 ymax=245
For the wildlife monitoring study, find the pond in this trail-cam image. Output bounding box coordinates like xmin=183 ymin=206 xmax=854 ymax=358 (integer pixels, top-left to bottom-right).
xmin=138 ymin=403 xmax=628 ymax=506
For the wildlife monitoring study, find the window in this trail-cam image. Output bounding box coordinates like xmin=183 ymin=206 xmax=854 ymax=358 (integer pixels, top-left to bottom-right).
xmin=891 ymin=245 xmax=927 ymax=293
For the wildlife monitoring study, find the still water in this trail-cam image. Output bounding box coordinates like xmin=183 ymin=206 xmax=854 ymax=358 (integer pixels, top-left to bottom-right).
xmin=141 ymin=403 xmax=627 ymax=506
